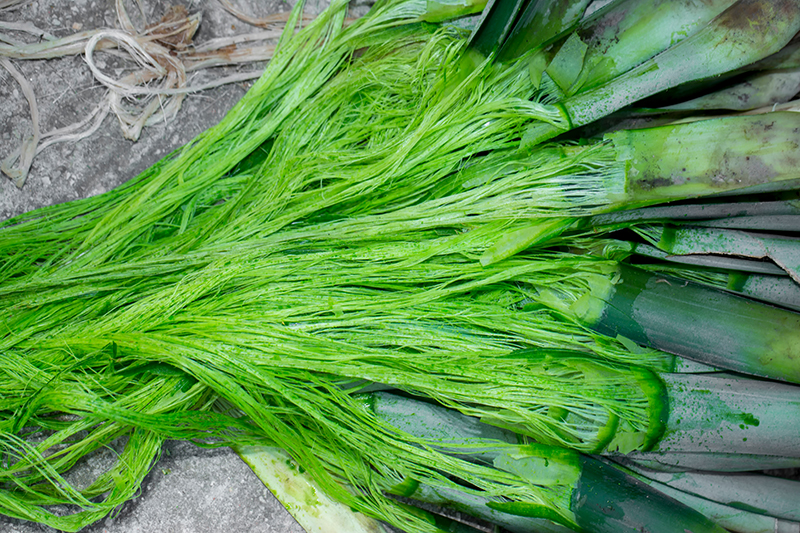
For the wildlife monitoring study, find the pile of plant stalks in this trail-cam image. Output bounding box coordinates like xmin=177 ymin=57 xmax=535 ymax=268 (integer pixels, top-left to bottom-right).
xmin=3 ymin=0 xmax=800 ymax=532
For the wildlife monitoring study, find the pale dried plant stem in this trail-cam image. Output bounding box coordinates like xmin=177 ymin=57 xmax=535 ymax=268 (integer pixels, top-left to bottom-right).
xmin=0 ymin=0 xmax=29 ymax=10
xmin=0 ymin=0 xmax=309 ymax=187
xmin=0 ymin=57 xmax=40 ymax=188
xmin=36 ymin=98 xmax=111 ymax=153
xmin=0 ymin=30 xmax=118 ymax=60
xmin=217 ymin=0 xmax=313 ymax=27
xmin=116 ymin=0 xmax=148 ymax=34
xmin=0 ymin=20 xmax=55 ymax=40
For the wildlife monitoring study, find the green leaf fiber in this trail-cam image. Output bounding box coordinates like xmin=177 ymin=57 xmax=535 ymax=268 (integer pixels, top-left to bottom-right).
xmin=8 ymin=0 xmax=790 ymax=529
xmin=0 ymin=248 xmax=669 ymax=530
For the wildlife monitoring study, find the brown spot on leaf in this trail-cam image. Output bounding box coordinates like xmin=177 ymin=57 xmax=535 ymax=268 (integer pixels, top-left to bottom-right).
xmin=715 ymin=0 xmax=771 ymax=32
xmin=635 ymin=176 xmax=674 ymax=191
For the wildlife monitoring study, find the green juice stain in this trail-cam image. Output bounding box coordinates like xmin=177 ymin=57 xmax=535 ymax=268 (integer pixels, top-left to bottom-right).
xmin=739 ymin=413 xmax=760 ymax=427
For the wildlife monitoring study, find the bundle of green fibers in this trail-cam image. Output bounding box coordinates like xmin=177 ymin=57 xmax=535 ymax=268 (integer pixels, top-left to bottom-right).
xmin=3 ymin=0 xmax=800 ymax=531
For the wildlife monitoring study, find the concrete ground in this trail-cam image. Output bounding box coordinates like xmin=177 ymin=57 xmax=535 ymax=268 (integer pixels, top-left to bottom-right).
xmin=0 ymin=1 xmax=335 ymax=532
xmin=1 ymin=0 xmax=320 ymax=219
xmin=2 ymin=441 xmax=307 ymax=533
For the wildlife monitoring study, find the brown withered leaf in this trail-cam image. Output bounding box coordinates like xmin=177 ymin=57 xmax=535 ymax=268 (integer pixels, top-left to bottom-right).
xmin=147 ymin=5 xmax=200 ymax=51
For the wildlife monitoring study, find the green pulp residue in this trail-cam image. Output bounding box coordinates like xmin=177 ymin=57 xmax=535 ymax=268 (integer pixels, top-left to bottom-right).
xmin=739 ymin=413 xmax=760 ymax=427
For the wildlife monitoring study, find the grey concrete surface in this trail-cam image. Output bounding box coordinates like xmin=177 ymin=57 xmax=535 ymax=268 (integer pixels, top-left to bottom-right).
xmin=1 ymin=442 xmax=307 ymax=533
xmin=0 ymin=1 xmax=320 ymax=532
xmin=1 ymin=0 xmax=273 ymax=219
